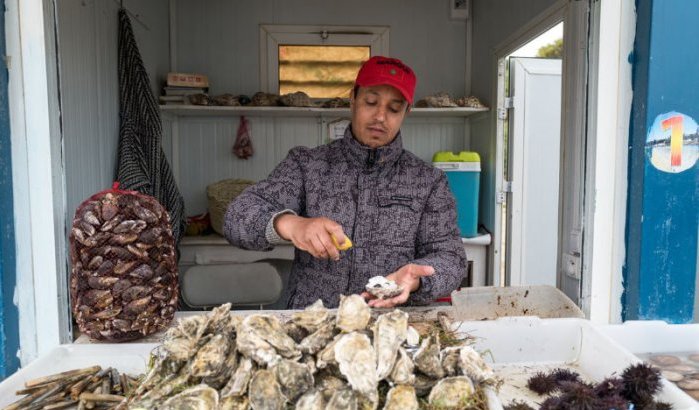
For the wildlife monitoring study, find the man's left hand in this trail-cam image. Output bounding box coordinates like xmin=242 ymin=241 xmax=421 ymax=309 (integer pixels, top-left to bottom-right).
xmin=361 ymin=264 xmax=435 ymax=308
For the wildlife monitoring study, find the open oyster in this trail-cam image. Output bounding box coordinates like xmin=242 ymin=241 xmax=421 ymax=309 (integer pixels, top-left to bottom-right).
xmin=384 ymin=385 xmax=419 ymax=410
xmin=373 ymin=310 xmax=408 ymax=380
xmin=336 ymin=295 xmax=370 ymax=332
xmin=428 ymin=376 xmax=475 ymax=407
xmin=334 ymin=332 xmax=378 ymax=404
xmin=365 ymin=276 xmax=403 ymax=299
xmin=160 ymin=385 xmax=219 ymax=410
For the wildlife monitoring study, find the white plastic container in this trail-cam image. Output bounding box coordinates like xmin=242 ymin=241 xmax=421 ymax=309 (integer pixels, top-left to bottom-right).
xmin=456 ymin=317 xmax=698 ymax=408
xmin=0 ymin=343 xmax=157 ymax=407
xmin=599 ymin=320 xmax=699 ymax=405
xmin=450 ymin=285 xmax=585 ymax=320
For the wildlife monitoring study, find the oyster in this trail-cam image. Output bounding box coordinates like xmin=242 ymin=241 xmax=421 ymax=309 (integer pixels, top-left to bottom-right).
xmin=315 ymin=372 xmax=348 ymax=402
xmin=334 ymin=332 xmax=378 ymax=404
xmin=326 ymin=388 xmax=358 ymax=410
xmin=458 ymin=345 xmax=495 ymax=383
xmin=336 ymin=295 xmax=370 ymax=333
xmin=427 ymin=376 xmax=475 ymax=407
xmin=295 ymin=389 xmax=325 ymax=410
xmin=406 ymin=326 xmax=420 ymax=348
xmin=160 ymin=384 xmax=219 ymax=410
xmin=373 ymin=310 xmax=408 ymax=380
xmin=221 ymin=357 xmax=255 ymax=398
xmin=441 ymin=347 xmax=461 ymax=377
xmin=292 ymin=299 xmax=329 ymax=332
xmin=249 ymin=369 xmax=287 ymax=410
xmin=383 ymin=385 xmax=419 ymax=410
xmin=203 ymin=349 xmax=239 ymax=390
xmin=414 ymin=335 xmax=445 ymax=379
xmin=220 ymin=395 xmax=250 ymax=410
xmin=243 ymin=314 xmax=300 ymax=359
xmin=388 ymin=347 xmax=415 ymax=385
xmin=413 ymin=373 xmax=438 ymax=397
xmin=273 ymin=358 xmax=314 ymax=401
xmin=316 ymin=334 xmax=343 ymax=369
xmin=365 ymin=276 xmax=403 ymax=299
xmin=285 ymin=321 xmax=310 ymax=344
xmin=300 ymin=321 xmax=337 ymax=355
xmin=188 ymin=334 xmax=230 ymax=378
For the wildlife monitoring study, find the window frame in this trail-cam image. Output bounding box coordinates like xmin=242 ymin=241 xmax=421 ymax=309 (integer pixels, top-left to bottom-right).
xmin=259 ymin=24 xmax=389 ymax=94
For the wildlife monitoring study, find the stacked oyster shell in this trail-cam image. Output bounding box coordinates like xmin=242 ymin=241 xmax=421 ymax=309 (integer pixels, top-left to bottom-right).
xmin=69 ymin=189 xmax=178 ymax=342
xmin=122 ymin=297 xmax=496 ymax=409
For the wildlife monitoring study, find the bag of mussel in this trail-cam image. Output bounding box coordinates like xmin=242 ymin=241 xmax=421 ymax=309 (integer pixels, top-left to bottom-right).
xmin=69 ymin=182 xmax=178 ymax=341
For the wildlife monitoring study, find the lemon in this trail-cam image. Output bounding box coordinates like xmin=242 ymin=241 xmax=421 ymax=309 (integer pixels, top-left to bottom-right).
xmin=331 ymin=234 xmax=353 ymax=251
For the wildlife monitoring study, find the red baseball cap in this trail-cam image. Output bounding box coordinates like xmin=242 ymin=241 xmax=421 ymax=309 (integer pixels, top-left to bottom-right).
xmin=354 ymin=56 xmax=417 ymax=104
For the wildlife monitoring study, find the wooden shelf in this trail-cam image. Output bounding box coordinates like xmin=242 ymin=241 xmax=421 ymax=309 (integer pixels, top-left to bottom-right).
xmin=160 ymin=104 xmax=488 ymax=118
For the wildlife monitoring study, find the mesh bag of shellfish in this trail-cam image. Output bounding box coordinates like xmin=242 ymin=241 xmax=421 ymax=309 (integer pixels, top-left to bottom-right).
xmin=69 ymin=182 xmax=179 ymax=342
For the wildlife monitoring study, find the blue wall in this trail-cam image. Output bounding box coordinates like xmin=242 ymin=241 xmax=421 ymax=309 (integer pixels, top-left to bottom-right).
xmin=0 ymin=0 xmax=19 ymax=377
xmin=624 ymin=0 xmax=699 ymax=323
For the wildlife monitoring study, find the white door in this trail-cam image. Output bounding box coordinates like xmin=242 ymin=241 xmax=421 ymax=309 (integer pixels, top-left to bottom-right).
xmin=506 ymin=57 xmax=562 ymax=286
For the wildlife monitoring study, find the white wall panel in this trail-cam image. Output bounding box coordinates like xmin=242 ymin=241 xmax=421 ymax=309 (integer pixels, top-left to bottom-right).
xmin=173 ymin=0 xmax=467 ymax=101
xmin=58 ymin=0 xmax=170 ymax=216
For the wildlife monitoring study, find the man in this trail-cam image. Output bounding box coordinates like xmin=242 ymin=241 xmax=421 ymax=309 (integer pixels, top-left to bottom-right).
xmin=225 ymin=56 xmax=466 ymax=309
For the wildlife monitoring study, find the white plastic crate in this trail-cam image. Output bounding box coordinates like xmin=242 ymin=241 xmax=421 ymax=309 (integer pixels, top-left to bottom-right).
xmin=451 ymin=285 xmax=585 ymax=320
xmin=457 ymin=317 xmax=698 ymax=409
xmin=0 ymin=343 xmax=157 ymax=407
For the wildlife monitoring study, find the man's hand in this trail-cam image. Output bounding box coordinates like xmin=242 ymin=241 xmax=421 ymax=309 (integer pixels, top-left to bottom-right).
xmin=361 ymin=264 xmax=435 ymax=308
xmin=275 ymin=214 xmax=349 ymax=260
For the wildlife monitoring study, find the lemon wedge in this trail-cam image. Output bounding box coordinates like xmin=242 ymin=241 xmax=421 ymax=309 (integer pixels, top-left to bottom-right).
xmin=331 ymin=234 xmax=353 ymax=251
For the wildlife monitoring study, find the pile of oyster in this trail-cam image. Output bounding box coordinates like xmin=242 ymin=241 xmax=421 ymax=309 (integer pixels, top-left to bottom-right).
xmin=121 ymin=296 xmax=496 ymax=409
xmin=69 ymin=188 xmax=178 ymax=342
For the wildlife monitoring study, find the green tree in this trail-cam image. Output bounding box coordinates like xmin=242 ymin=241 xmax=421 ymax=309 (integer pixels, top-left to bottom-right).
xmin=537 ymin=38 xmax=563 ymax=58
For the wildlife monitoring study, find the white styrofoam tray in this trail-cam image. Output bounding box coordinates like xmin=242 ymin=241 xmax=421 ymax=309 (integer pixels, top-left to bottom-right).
xmin=599 ymin=320 xmax=699 ymax=406
xmin=456 ymin=317 xmax=699 ymax=409
xmin=0 ymin=343 xmax=157 ymax=407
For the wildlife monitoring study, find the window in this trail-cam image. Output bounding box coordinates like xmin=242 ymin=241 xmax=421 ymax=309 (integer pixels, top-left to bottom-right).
xmin=279 ymin=45 xmax=369 ymax=98
xmin=259 ymin=25 xmax=389 ymax=96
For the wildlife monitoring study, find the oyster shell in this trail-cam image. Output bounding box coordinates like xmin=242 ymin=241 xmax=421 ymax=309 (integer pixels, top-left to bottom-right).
xmin=316 ymin=334 xmax=343 ymax=369
xmin=406 ymin=326 xmax=420 ymax=348
xmin=300 ymin=321 xmax=337 ymax=355
xmin=441 ymin=347 xmax=461 ymax=377
xmin=221 ymin=357 xmax=255 ymax=398
xmin=383 ymin=385 xmax=419 ymax=410
xmin=315 ymin=372 xmax=348 ymax=402
xmin=427 ymin=376 xmax=475 ymax=407
xmin=326 ymin=388 xmax=358 ymax=410
xmin=413 ymin=335 xmax=445 ymax=379
xmin=373 ymin=310 xmax=408 ymax=380
xmin=292 ymin=299 xmax=329 ymax=332
xmin=249 ymin=369 xmax=287 ymax=410
xmin=188 ymin=334 xmax=230 ymax=378
xmin=237 ymin=314 xmax=300 ymax=366
xmin=336 ymin=295 xmax=370 ymax=332
xmin=273 ymin=358 xmax=314 ymax=401
xmin=160 ymin=384 xmax=219 ymax=410
xmin=285 ymin=321 xmax=310 ymax=344
xmin=413 ymin=373 xmax=438 ymax=397
xmin=458 ymin=345 xmax=495 ymax=383
xmin=295 ymin=389 xmax=325 ymax=410
xmin=388 ymin=347 xmax=415 ymax=385
xmin=365 ymin=276 xmax=403 ymax=299
xmin=220 ymin=395 xmax=250 ymax=410
xmin=279 ymin=91 xmax=312 ymax=107
xmin=334 ymin=332 xmax=378 ymax=404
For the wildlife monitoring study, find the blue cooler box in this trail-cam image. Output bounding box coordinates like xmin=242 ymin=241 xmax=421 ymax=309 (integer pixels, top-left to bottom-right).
xmin=433 ymin=151 xmax=481 ymax=238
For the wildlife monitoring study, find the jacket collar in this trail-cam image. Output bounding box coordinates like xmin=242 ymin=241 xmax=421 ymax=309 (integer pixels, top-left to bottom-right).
xmin=341 ymin=125 xmax=403 ymax=168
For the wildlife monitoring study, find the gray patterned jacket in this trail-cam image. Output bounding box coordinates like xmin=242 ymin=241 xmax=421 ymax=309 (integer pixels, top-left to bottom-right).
xmin=224 ymin=127 xmax=466 ymax=309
